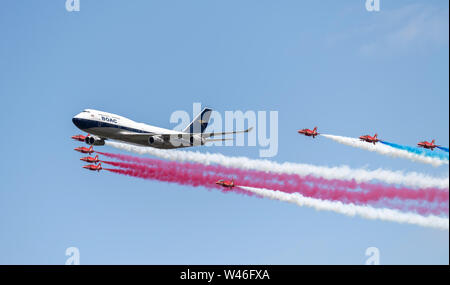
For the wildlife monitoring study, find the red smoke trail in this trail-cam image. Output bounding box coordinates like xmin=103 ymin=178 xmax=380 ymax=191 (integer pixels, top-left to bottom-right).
xmin=103 ymin=161 xmax=251 ymax=196
xmin=100 ymin=155 xmax=449 ymax=216
xmin=98 ymin=152 xmax=449 ymax=204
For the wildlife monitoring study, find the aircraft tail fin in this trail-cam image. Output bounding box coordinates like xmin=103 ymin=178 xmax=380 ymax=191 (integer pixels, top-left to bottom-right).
xmin=432 ymin=139 xmax=435 ymax=144
xmin=374 ymin=133 xmax=378 ymax=139
xmin=183 ymin=107 xmax=213 ymax=134
xmin=313 ymin=127 xmax=317 ymax=132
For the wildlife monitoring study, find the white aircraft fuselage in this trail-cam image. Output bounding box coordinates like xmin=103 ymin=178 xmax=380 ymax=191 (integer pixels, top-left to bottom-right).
xmin=72 ymin=108 xmax=251 ymax=149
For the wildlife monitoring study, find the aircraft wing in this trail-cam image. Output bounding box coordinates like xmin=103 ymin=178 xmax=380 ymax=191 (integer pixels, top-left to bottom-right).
xmin=116 ymin=131 xmax=173 ymax=140
xmin=115 ymin=127 xmax=253 ymax=145
xmin=195 ymin=127 xmax=254 ymax=138
xmin=118 ymin=127 xmax=253 ymax=139
xmin=204 ymin=138 xmax=234 ymax=142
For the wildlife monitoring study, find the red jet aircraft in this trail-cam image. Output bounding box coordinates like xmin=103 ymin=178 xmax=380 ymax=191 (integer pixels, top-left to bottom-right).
xmin=80 ymin=155 xmax=100 ymax=164
xmin=71 ymin=134 xmax=88 ymax=142
xmin=74 ymin=145 xmax=94 ymax=154
xmin=417 ymin=139 xmax=440 ymax=150
xmin=215 ymin=179 xmax=235 ymax=189
xmin=298 ymin=127 xmax=319 ymax=138
xmin=83 ymin=163 xmax=102 ymax=172
xmin=359 ymin=133 xmax=379 ymax=145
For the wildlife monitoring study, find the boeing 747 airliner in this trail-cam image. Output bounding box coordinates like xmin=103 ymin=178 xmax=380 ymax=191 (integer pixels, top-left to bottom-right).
xmin=72 ymin=108 xmax=252 ymax=149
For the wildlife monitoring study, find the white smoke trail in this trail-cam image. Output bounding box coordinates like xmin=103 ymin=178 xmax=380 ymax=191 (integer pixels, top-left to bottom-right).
xmin=239 ymin=186 xmax=449 ymax=231
xmin=322 ymin=134 xmax=448 ymax=167
xmin=104 ymin=141 xmax=449 ymax=189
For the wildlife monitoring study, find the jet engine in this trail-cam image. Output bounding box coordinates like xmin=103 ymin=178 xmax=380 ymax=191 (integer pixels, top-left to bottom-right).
xmin=85 ymin=135 xmax=105 ymax=146
xmin=189 ymin=135 xmax=206 ymax=146
xmin=148 ymin=135 xmax=165 ymax=146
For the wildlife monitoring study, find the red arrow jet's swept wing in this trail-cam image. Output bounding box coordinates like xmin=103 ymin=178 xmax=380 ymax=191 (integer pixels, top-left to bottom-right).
xmin=215 ymin=179 xmax=235 ymax=189
xmin=417 ymin=139 xmax=440 ymax=150
xmin=359 ymin=133 xmax=379 ymax=145
xmin=71 ymin=134 xmax=89 ymax=142
xmin=298 ymin=127 xmax=319 ymax=138
xmin=83 ymin=163 xmax=102 ymax=172
xmin=74 ymin=145 xmax=94 ymax=154
xmin=80 ymin=155 xmax=100 ymax=164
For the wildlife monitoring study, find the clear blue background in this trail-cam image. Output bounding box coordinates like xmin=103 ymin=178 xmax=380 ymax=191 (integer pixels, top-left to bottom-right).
xmin=0 ymin=0 xmax=448 ymax=264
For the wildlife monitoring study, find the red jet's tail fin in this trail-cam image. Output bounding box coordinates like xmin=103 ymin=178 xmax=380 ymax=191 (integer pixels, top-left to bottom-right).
xmin=432 ymin=139 xmax=435 ymax=144
xmin=374 ymin=133 xmax=378 ymax=139
xmin=313 ymin=127 xmax=317 ymax=132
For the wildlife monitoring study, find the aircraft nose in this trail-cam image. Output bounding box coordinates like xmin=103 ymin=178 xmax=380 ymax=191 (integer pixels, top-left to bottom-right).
xmin=72 ymin=117 xmax=82 ymax=128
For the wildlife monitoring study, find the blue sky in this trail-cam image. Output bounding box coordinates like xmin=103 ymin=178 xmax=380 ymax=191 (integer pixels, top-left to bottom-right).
xmin=0 ymin=0 xmax=448 ymax=264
